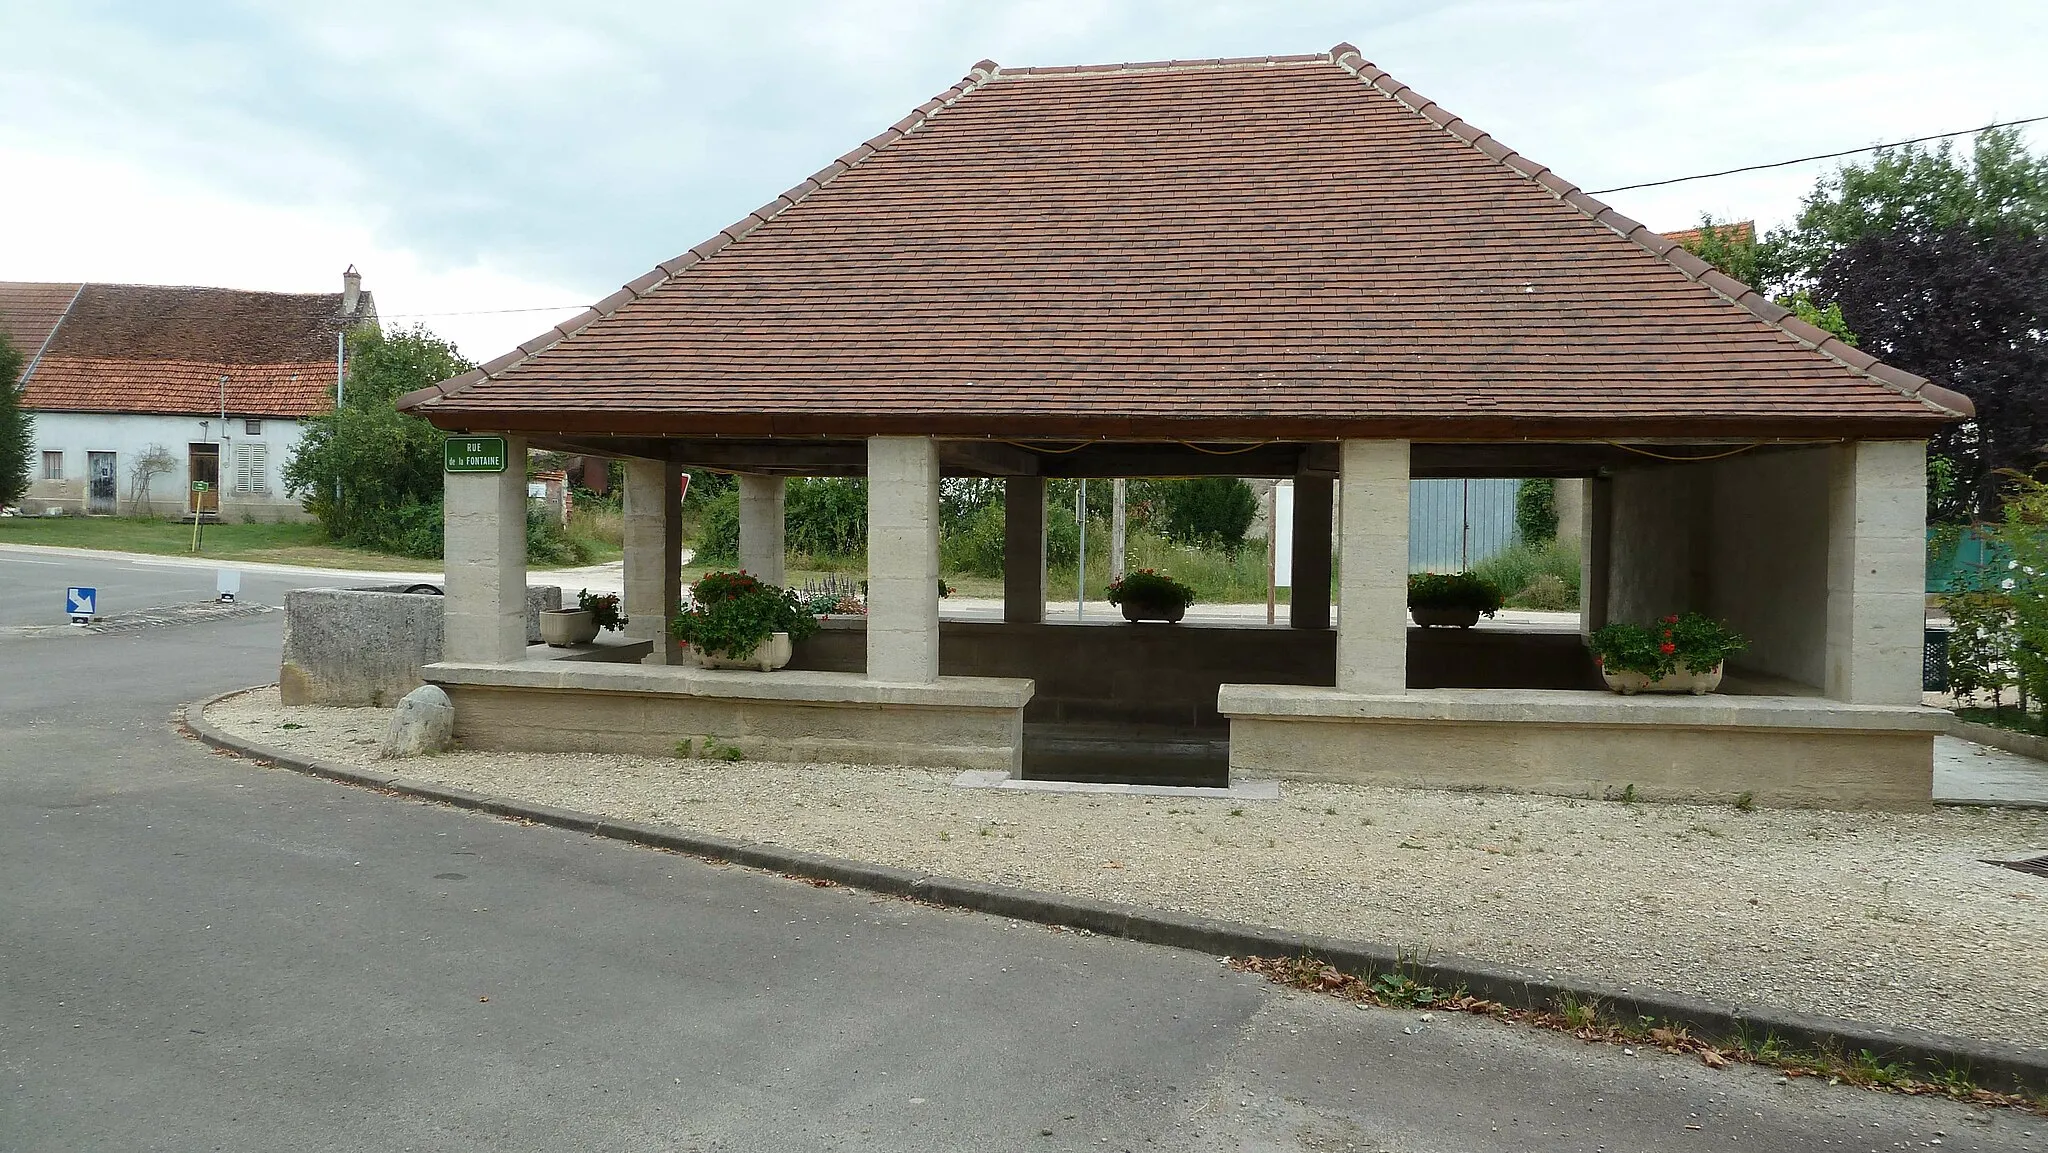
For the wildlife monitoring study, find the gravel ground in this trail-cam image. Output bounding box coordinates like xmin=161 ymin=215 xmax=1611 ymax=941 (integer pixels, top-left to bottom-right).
xmin=207 ymin=686 xmax=2048 ymax=1051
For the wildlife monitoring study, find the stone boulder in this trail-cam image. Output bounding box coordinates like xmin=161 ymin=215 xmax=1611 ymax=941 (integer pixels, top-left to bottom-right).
xmin=379 ymin=684 xmax=455 ymax=759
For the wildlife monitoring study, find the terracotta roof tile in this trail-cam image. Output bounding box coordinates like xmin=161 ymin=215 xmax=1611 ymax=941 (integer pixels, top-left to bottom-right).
xmin=1663 ymin=220 xmax=1757 ymax=248
xmin=8 ymin=280 xmax=373 ymax=416
xmin=406 ymin=50 xmax=1967 ymax=439
xmin=0 ymin=281 xmax=83 ymax=362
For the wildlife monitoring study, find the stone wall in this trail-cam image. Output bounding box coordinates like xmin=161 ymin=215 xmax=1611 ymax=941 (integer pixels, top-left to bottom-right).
xmin=280 ymin=584 xmax=560 ymax=706
xmin=1706 ymin=448 xmax=1832 ymax=689
xmin=788 ymin=619 xmax=1597 ymax=729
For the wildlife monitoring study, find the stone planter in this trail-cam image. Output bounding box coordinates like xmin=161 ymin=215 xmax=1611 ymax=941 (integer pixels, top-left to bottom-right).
xmin=1410 ymin=606 xmax=1482 ymax=629
xmin=1600 ymin=663 xmax=1724 ymax=696
xmin=539 ymin=608 xmax=600 ymax=647
xmin=1119 ymin=600 xmax=1186 ymax=624
xmin=693 ymin=631 xmax=794 ymax=672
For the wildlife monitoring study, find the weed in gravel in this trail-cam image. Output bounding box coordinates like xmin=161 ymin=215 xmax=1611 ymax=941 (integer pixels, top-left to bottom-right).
xmin=1325 ymin=807 xmax=1337 ymax=816
xmin=1733 ymin=791 xmax=1756 ymax=813
xmin=938 ymin=830 xmax=951 ymax=842
xmin=1557 ymin=993 xmax=1600 ymax=1031
xmin=674 ymin=738 xmax=696 ymax=759
xmin=1733 ymin=1024 xmax=1790 ymax=1063
xmin=1230 ymin=808 xmax=1245 ymax=817
xmin=280 ymin=722 xmax=304 ymax=730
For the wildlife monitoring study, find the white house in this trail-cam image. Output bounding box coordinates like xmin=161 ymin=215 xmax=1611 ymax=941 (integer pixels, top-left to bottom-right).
xmin=0 ymin=269 xmax=377 ymax=521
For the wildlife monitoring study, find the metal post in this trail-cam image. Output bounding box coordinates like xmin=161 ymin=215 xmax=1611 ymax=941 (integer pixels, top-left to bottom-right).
xmin=1110 ymin=478 xmax=1126 ymax=580
xmin=1266 ymin=484 xmax=1277 ymax=625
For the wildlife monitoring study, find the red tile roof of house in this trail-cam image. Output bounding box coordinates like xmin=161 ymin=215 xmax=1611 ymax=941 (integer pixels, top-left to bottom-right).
xmin=3 ymin=281 xmax=375 ymax=417
xmin=0 ymin=281 xmax=84 ymax=366
xmin=401 ymin=47 xmax=1968 ymax=440
xmin=1663 ymin=221 xmax=1757 ymax=249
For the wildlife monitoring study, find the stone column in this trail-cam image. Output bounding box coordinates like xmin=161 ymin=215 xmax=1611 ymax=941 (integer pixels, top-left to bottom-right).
xmin=1335 ymin=440 xmax=1410 ymax=693
xmin=868 ymin=437 xmax=941 ymax=683
xmin=623 ymin=458 xmax=683 ymax=665
xmin=1580 ymin=477 xmax=1612 ymax=635
xmin=737 ymin=473 xmax=786 ymax=585
xmin=443 ymin=434 xmax=529 ymax=664
xmin=1003 ymin=476 xmax=1046 ymax=624
xmin=1554 ymin=478 xmax=1585 ymax=549
xmin=1289 ymin=475 xmax=1334 ymax=630
xmin=1825 ymin=440 xmax=1927 ymax=706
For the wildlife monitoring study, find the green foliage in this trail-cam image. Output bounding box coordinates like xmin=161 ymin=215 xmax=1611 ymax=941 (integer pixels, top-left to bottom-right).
xmin=1678 ymin=218 xmax=1856 ymax=343
xmin=1105 ymin=568 xmax=1196 ymax=610
xmin=1773 ymin=127 xmax=2048 ymax=288
xmin=1995 ymin=475 xmax=2048 ymax=728
xmin=942 ymin=499 xmax=1008 ymax=577
xmin=1406 ymin=572 xmax=1504 ymax=615
xmin=669 ymin=570 xmax=819 ymax=659
xmin=1514 ymin=478 xmax=1557 ymax=544
xmin=784 ymin=478 xmax=866 ymax=557
xmin=1587 ymin=613 xmax=1746 ymax=678
xmin=1131 ymin=478 xmax=1258 ymax=552
xmin=577 ymin=588 xmax=626 ymax=632
xmin=0 ymin=334 xmax=30 ymax=508
xmin=284 ymin=325 xmax=467 ymax=552
xmin=1781 ymin=290 xmax=1857 ymax=345
xmin=524 ymin=503 xmax=594 ymax=567
xmin=693 ymin=486 xmax=740 ymax=565
xmin=1473 ymin=539 xmax=1581 ymax=609
xmin=1941 ymin=583 xmax=2016 ymax=709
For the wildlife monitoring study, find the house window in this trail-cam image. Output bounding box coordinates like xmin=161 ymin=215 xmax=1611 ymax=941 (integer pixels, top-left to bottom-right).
xmin=244 ymin=419 xmax=262 ymax=436
xmin=231 ymin=442 xmax=269 ymax=495
xmin=41 ymin=451 xmax=63 ymax=481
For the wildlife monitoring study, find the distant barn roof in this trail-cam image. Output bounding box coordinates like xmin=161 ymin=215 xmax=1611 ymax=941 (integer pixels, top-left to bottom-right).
xmin=2 ymin=280 xmax=376 ymax=418
xmin=401 ymin=46 xmax=1967 ymax=441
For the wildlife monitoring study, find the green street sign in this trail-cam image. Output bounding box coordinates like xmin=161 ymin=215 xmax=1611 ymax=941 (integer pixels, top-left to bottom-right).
xmin=445 ymin=436 xmax=509 ymax=473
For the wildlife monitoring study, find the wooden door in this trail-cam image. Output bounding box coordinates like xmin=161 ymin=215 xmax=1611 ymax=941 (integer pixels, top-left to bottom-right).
xmin=188 ymin=444 xmax=219 ymax=514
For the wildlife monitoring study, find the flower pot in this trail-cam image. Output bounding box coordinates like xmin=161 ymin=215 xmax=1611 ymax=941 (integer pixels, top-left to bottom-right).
xmin=1600 ymin=663 xmax=1724 ymax=696
xmin=539 ymin=608 xmax=599 ymax=647
xmin=1410 ymin=606 xmax=1482 ymax=628
xmin=1119 ymin=600 xmax=1186 ymax=624
xmin=693 ymin=631 xmax=794 ymax=672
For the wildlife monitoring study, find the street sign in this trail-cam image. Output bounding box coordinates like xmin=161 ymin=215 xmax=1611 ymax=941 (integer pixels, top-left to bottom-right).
xmin=445 ymin=437 xmax=509 ymax=473
xmin=66 ymin=586 xmax=97 ymax=622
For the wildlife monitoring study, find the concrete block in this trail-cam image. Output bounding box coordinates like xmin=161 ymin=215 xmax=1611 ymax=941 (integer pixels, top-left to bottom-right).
xmin=737 ymin=474 xmax=786 ymax=584
xmin=1336 ymin=440 xmax=1409 ymax=693
xmin=279 ymin=584 xmax=558 ymax=706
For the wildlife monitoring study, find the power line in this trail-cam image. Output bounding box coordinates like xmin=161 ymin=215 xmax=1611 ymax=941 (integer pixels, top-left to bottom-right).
xmin=1587 ymin=113 xmax=2048 ymax=195
xmin=380 ymin=304 xmax=589 ymax=319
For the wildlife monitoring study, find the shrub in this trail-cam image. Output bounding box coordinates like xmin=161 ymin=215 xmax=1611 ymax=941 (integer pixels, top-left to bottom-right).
xmin=1106 ymin=568 xmax=1195 ymax=610
xmin=1587 ymin=613 xmax=1745 ymax=678
xmin=943 ymin=499 xmax=1009 ymax=578
xmin=670 ymin=571 xmax=820 ymax=659
xmin=693 ymin=487 xmax=740 ymax=565
xmin=1134 ymin=478 xmax=1259 ymax=552
xmin=785 ymin=478 xmax=866 ymax=558
xmin=1515 ymin=573 xmax=1576 ymax=612
xmin=525 ymin=502 xmax=594 ymax=567
xmin=1473 ymin=539 xmax=1581 ymax=608
xmin=1514 ymin=478 xmax=1558 ymax=544
xmin=1406 ymin=572 xmax=1504 ymax=615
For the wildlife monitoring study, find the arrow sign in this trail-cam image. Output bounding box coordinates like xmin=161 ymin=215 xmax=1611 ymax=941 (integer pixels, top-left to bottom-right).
xmin=66 ymin=587 xmax=97 ymax=617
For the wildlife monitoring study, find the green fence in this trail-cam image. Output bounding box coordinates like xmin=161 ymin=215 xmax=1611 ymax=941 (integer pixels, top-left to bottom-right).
xmin=1927 ymin=526 xmax=2005 ymax=593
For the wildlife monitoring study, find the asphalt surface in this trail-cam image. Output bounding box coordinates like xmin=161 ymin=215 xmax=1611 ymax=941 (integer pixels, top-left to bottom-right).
xmin=2 ymin=548 xmax=2044 ymax=1150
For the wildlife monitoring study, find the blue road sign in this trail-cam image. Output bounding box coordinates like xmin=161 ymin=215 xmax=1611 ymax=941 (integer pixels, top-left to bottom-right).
xmin=66 ymin=587 xmax=97 ymax=617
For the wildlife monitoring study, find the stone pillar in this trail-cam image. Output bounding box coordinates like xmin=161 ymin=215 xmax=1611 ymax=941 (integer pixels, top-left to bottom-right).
xmin=868 ymin=437 xmax=941 ymax=683
xmin=1554 ymin=478 xmax=1585 ymax=549
xmin=443 ymin=434 xmax=529 ymax=664
xmin=623 ymin=458 xmax=683 ymax=665
xmin=1289 ymin=475 xmax=1334 ymax=630
xmin=1003 ymin=476 xmax=1046 ymax=624
xmin=1580 ymin=477 xmax=1612 ymax=635
xmin=1825 ymin=440 xmax=1927 ymax=706
xmin=1335 ymin=440 xmax=1409 ymax=693
xmin=737 ymin=473 xmax=786 ymax=585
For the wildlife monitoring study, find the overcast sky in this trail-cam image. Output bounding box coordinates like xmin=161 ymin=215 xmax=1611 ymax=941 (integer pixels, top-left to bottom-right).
xmin=1 ymin=1 xmax=2041 ymax=361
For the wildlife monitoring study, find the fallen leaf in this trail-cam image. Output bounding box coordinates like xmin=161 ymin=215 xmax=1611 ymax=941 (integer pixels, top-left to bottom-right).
xmin=1700 ymin=1050 xmax=1730 ymax=1069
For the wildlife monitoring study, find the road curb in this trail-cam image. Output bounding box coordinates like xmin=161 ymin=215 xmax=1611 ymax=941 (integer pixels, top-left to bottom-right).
xmin=183 ymin=687 xmax=2048 ymax=1096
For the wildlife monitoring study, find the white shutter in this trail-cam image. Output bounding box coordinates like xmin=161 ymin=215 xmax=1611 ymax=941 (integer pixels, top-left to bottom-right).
xmin=251 ymin=443 xmax=267 ymax=493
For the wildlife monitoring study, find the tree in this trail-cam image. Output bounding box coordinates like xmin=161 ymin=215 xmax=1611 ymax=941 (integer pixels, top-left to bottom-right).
xmin=284 ymin=325 xmax=472 ymax=555
xmin=1514 ymin=478 xmax=1557 ymax=544
xmin=1691 ymin=130 xmax=2048 ymax=519
xmin=1679 ymin=217 xmax=1857 ymax=344
xmin=1817 ymin=225 xmax=2048 ymax=519
xmin=1134 ymin=478 xmax=1258 ymax=552
xmin=0 ymin=334 xmax=31 ymax=509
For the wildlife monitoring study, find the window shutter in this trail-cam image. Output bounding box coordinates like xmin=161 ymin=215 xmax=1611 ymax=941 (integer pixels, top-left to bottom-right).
xmin=251 ymin=443 xmax=267 ymax=493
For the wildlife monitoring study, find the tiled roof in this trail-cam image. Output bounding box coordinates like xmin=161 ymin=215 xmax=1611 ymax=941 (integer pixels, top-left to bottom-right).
xmin=0 ymin=281 xmax=83 ymax=365
xmin=7 ymin=281 xmax=374 ymax=417
xmin=1663 ymin=221 xmax=1757 ymax=249
xmin=24 ymin=356 xmax=334 ymax=419
xmin=403 ymin=47 xmax=1969 ymax=440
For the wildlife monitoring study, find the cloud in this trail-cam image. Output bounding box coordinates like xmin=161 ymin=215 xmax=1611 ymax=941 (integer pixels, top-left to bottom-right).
xmin=1 ymin=0 xmax=2042 ymax=361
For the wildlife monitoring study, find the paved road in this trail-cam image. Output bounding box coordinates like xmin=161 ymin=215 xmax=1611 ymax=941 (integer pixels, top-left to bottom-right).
xmin=1 ymin=564 xmax=2043 ymax=1149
